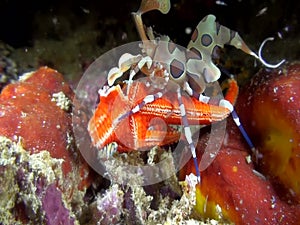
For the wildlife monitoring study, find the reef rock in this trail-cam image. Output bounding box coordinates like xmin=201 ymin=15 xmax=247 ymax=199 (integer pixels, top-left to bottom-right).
xmin=0 ymin=67 xmax=92 ymax=224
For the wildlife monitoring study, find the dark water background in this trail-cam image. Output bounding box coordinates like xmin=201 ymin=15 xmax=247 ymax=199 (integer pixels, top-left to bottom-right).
xmin=0 ymin=0 xmax=298 ymax=82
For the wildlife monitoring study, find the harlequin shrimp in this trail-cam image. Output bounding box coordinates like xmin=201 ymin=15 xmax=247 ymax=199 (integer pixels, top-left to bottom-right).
xmin=89 ymin=0 xmax=285 ymax=182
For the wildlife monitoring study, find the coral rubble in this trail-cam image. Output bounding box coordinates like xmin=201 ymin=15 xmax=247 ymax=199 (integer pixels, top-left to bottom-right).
xmin=0 ymin=136 xmax=78 ymax=224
